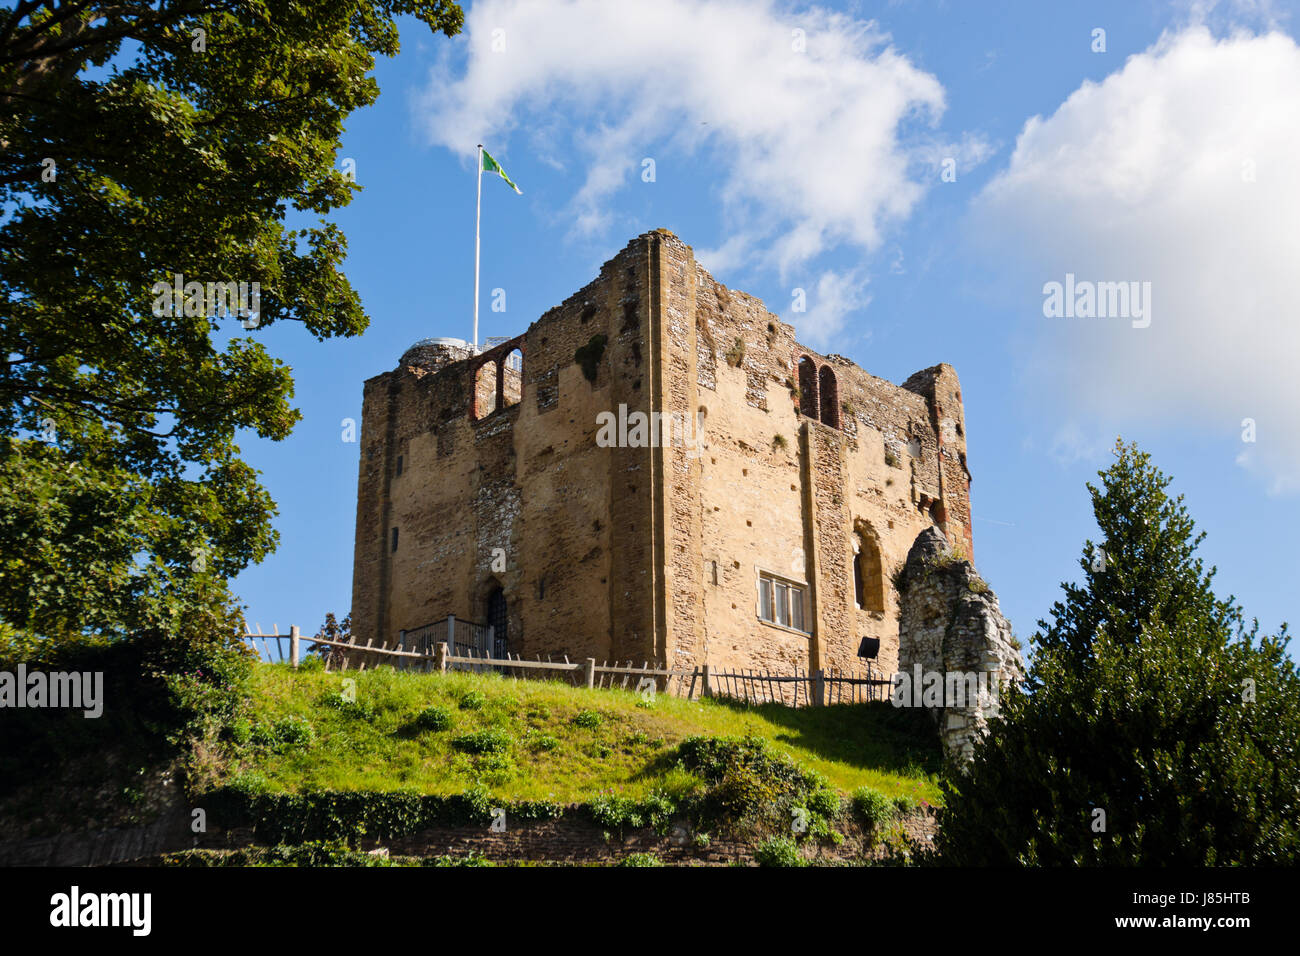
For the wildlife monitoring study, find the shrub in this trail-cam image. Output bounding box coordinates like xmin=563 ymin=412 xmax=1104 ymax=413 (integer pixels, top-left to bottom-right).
xmin=892 ymin=795 xmax=920 ymax=816
xmin=852 ymin=787 xmax=894 ymax=830
xmin=588 ymin=790 xmax=677 ymax=833
xmin=164 ymin=841 xmax=399 ymax=867
xmin=724 ymin=337 xmax=746 ymax=367
xmin=676 ymin=735 xmax=841 ymax=839
xmin=229 ymin=717 xmax=253 ymax=746
xmin=527 ymin=733 xmax=560 ymax=752
xmin=458 ymin=691 xmax=487 ymax=711
xmin=322 ymin=691 xmax=375 ymax=720
xmin=678 ymin=736 xmax=817 ymax=814
xmin=414 ymin=705 xmax=453 ymax=732
xmin=249 ymin=716 xmax=314 ymax=751
xmin=510 ymin=798 xmax=564 ymax=822
xmin=424 ymin=852 xmax=495 ymax=867
xmin=754 ymin=837 xmax=804 ymax=867
xmin=264 ymin=839 xmax=379 ymax=867
xmin=201 ymin=786 xmax=515 ymax=844
xmin=274 ymin=716 xmax=314 ymax=748
xmin=572 ymin=710 xmax=602 ymax=729
xmin=619 ymin=853 xmax=663 ymax=867
xmin=808 ymin=787 xmax=841 ymax=819
xmin=226 ymin=770 xmax=272 ymax=796
xmin=451 ymin=729 xmax=511 ymax=755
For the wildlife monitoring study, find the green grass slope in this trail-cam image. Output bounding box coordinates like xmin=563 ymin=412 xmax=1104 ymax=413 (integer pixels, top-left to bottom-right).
xmin=221 ymin=663 xmax=942 ymax=806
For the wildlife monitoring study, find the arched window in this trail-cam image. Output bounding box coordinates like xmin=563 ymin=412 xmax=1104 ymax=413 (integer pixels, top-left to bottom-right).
xmin=797 ymin=356 xmax=818 ymax=418
xmin=854 ymin=524 xmax=885 ymax=613
xmin=501 ymin=348 xmax=523 ymax=407
xmin=473 ymin=360 xmax=499 ymax=419
xmin=818 ymin=365 xmax=839 ymax=428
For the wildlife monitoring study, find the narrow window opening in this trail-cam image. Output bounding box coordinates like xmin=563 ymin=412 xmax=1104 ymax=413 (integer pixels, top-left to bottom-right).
xmin=855 ymin=528 xmax=885 ymax=613
xmin=797 ymin=356 xmax=818 ymax=418
xmin=818 ymin=365 xmax=840 ymax=428
xmin=502 ymin=348 xmax=523 ymax=407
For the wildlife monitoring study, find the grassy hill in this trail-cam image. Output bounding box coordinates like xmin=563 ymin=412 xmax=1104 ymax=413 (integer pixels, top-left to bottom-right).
xmin=217 ymin=662 xmax=942 ymax=807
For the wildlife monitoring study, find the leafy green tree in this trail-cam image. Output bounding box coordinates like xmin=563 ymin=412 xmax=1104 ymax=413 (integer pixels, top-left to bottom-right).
xmin=1036 ymin=440 xmax=1240 ymax=667
xmin=938 ymin=440 xmax=1299 ymax=864
xmin=0 ymin=1 xmax=462 ymax=638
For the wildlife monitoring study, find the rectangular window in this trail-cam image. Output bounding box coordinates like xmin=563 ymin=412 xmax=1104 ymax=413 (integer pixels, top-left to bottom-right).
xmin=396 ymin=455 xmax=403 ymax=476
xmin=757 ymin=571 xmax=808 ymax=632
xmin=391 ymin=527 xmax=399 ymax=553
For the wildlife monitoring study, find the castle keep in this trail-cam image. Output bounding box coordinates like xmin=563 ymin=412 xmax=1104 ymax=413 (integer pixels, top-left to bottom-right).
xmin=350 ymin=229 xmax=975 ymax=678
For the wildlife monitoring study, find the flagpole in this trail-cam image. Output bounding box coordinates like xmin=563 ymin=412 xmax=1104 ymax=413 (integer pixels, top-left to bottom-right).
xmin=473 ymin=143 xmax=483 ymax=352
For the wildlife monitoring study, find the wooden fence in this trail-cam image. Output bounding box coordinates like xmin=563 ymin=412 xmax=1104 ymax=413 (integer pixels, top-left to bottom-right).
xmin=239 ymin=625 xmax=893 ymax=707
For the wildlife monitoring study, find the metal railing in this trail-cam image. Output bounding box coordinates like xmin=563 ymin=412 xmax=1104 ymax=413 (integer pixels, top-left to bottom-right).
xmin=400 ymin=615 xmax=502 ymax=662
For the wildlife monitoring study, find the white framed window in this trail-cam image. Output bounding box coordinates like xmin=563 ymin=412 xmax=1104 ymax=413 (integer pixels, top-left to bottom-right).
xmin=757 ymin=570 xmax=808 ymax=633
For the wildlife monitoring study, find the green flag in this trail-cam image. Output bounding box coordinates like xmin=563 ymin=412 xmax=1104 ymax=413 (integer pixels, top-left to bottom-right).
xmin=482 ymin=148 xmax=522 ymax=195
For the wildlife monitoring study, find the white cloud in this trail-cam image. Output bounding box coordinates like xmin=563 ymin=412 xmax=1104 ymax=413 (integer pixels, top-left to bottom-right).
xmin=798 ymin=269 xmax=872 ymax=344
xmin=419 ymin=0 xmax=980 ymax=344
xmin=974 ymin=26 xmax=1300 ymax=493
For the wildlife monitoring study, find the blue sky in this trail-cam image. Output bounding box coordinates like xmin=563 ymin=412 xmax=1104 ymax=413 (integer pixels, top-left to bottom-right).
xmin=233 ymin=0 xmax=1298 ymax=646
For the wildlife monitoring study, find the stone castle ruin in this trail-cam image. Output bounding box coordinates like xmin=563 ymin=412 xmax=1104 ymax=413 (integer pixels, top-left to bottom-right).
xmin=349 ymin=228 xmax=1018 ymax=741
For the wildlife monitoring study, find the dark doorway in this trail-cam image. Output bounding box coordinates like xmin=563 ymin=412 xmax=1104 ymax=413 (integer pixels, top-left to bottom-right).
xmin=486 ymin=586 xmax=508 ymax=658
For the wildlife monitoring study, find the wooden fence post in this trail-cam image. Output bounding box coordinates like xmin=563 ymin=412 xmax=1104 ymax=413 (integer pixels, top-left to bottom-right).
xmin=583 ymin=658 xmax=596 ymax=689
xmin=701 ymin=663 xmax=711 ymax=699
xmin=436 ymin=642 xmax=448 ymax=673
xmin=290 ymin=625 xmax=300 ymax=668
xmin=813 ymin=668 xmax=825 ymax=707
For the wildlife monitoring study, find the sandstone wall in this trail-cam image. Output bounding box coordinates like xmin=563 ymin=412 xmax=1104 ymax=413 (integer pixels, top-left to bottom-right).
xmin=351 ymin=228 xmax=976 ymax=680
xmin=349 ymin=241 xmax=662 ymax=662
xmin=663 ymin=230 xmax=972 ymax=676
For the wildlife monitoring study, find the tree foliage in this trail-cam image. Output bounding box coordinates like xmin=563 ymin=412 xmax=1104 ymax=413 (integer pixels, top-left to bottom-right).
xmin=938 ymin=440 xmax=1299 ymax=864
xmin=0 ymin=1 xmax=462 ymax=637
xmin=1035 ymin=439 xmax=1240 ymax=669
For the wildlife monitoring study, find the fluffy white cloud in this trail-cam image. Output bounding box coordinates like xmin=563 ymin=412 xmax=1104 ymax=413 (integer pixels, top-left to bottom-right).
xmin=975 ymin=26 xmax=1300 ymax=493
xmin=419 ymin=0 xmax=979 ymax=344
xmin=796 ymin=269 xmax=872 ymax=345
